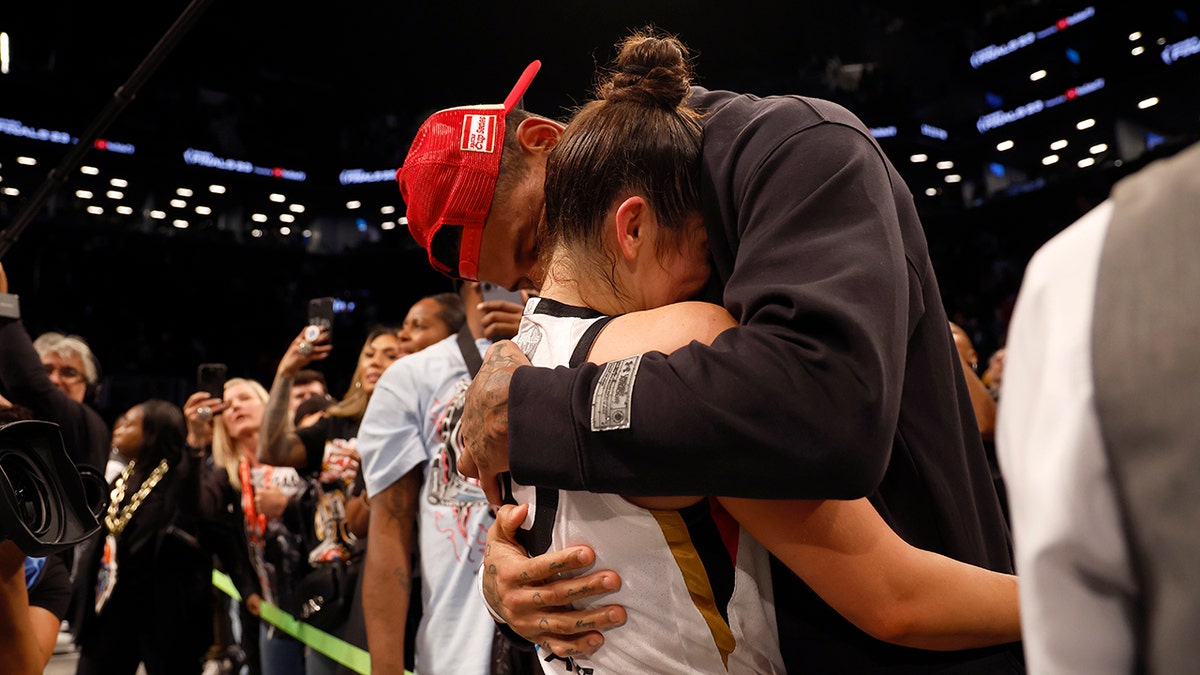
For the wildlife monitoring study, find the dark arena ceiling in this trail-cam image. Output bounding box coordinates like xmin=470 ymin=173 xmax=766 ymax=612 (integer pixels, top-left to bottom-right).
xmin=0 ymin=0 xmax=1197 ymax=407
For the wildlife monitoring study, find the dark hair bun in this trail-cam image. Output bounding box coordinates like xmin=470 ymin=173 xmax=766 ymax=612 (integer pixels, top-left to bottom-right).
xmin=599 ymin=29 xmax=692 ymax=109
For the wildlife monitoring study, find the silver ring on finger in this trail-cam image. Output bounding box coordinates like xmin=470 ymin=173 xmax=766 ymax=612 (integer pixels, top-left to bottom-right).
xmin=298 ymin=341 xmax=314 ymax=356
xmin=197 ymin=406 xmax=212 ymax=421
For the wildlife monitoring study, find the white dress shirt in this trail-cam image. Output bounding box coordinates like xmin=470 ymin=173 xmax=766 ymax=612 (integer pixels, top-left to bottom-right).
xmin=996 ymin=200 xmax=1139 ymax=674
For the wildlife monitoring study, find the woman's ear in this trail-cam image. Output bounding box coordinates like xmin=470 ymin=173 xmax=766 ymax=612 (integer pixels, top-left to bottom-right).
xmin=613 ymin=196 xmax=649 ymax=261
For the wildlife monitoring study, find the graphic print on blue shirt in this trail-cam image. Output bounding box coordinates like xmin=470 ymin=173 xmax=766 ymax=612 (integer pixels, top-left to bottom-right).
xmin=427 ymin=377 xmax=490 ymax=563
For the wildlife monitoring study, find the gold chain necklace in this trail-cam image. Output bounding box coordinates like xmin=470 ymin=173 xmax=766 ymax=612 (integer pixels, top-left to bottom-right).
xmin=105 ymin=458 xmax=170 ymax=537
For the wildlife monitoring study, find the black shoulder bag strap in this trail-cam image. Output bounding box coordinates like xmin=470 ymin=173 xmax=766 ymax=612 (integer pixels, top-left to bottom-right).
xmin=457 ymin=324 xmax=484 ymax=377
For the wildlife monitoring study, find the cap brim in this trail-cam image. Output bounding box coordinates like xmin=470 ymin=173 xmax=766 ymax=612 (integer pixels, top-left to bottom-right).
xmin=503 ymin=61 xmax=542 ymax=113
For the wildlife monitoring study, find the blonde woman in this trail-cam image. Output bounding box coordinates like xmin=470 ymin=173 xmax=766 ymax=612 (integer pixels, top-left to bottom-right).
xmin=207 ymin=377 xmax=308 ymax=674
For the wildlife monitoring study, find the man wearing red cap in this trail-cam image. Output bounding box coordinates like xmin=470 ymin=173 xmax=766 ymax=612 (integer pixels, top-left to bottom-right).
xmin=396 ymin=34 xmax=1017 ymax=673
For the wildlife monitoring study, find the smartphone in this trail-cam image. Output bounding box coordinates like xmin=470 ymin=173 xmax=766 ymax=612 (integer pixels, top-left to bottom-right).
xmin=197 ymin=363 xmax=228 ymax=399
xmin=307 ymin=297 xmax=336 ymax=342
xmin=480 ymin=282 xmax=524 ymax=306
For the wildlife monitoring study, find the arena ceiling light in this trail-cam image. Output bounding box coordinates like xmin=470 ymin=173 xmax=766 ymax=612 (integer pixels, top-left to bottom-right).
xmin=1076 ymin=118 xmax=1096 ymax=130
xmin=1090 ymin=143 xmax=1109 ymax=154
xmin=1042 ymin=154 xmax=1060 ymax=165
xmin=381 ymin=221 xmax=396 ymax=230
xmin=251 ymin=213 xmax=268 ymax=223
xmin=1050 ymin=139 xmax=1069 ymax=151
xmin=16 ymin=156 xmax=36 ymax=166
xmin=80 ymin=166 xmax=99 ymax=175
xmin=924 ymin=188 xmax=939 ymax=196
xmin=209 ymin=184 xmax=226 ymax=194
xmin=176 ymin=187 xmax=193 ymax=197
xmin=910 ymin=154 xmax=928 ymax=163
xmin=1129 ymin=31 xmax=1142 ymax=41
xmin=269 ymin=193 xmax=286 ymax=203
xmin=1029 ymin=69 xmax=1047 ymax=81
xmin=1132 ymin=46 xmax=1145 ymax=56
xmin=172 ymin=219 xmax=188 ymax=229
xmin=279 ymin=213 xmax=296 ymax=223
xmin=86 ymin=205 xmax=103 ymax=215
xmin=381 ymin=205 xmax=396 ymax=214
xmin=2 ymin=187 xmax=18 ymax=196
xmin=149 ymin=210 xmax=166 ymax=219
xmin=115 ymin=206 xmax=133 ymax=215
xmin=170 ymin=199 xmax=187 ymax=208
xmin=75 ymin=190 xmax=93 ymax=199
xmin=289 ymin=204 xmax=305 ymax=213
xmin=110 ymin=178 xmax=128 ymax=188
xmin=1138 ymin=96 xmax=1159 ymax=109
xmin=936 ymin=161 xmax=954 ymax=170
xmin=944 ymin=174 xmax=962 ymax=183
xmin=1078 ymin=157 xmax=1096 ymax=168
xmin=195 ymin=205 xmax=212 ymax=215
xmin=280 ymin=226 xmax=292 ymax=236
xmin=346 ymin=200 xmax=361 ymax=210
xmin=996 ymin=140 xmax=1015 ymax=151
xmin=251 ymin=228 xmax=264 ymax=238
xmin=106 ymin=190 xmax=123 ymax=200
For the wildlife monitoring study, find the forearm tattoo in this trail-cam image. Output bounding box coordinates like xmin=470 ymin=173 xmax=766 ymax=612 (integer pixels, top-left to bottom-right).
xmin=260 ymin=373 xmax=295 ymax=464
xmin=464 ymin=341 xmax=526 ymax=472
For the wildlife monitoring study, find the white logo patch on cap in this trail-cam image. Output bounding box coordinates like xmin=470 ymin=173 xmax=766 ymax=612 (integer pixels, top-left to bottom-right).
xmin=460 ymin=114 xmax=498 ymax=153
xmin=590 ymin=355 xmax=641 ymax=431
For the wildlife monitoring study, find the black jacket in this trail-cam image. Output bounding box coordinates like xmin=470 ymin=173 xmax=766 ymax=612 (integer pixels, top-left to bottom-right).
xmin=0 ymin=316 xmax=109 ymax=471
xmin=508 ymin=88 xmax=1020 ymax=672
xmin=72 ymin=453 xmax=255 ymax=658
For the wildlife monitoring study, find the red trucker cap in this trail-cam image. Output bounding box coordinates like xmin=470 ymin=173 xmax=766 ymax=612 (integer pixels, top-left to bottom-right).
xmin=397 ymin=61 xmax=542 ymax=281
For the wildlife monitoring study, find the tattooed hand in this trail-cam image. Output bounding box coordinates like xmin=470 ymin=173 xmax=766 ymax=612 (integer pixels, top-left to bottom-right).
xmin=484 ymin=504 xmax=627 ymax=658
xmin=459 ymin=340 xmax=530 ymax=504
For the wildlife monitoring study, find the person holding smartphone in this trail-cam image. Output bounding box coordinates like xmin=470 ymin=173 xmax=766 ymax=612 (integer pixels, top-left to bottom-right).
xmin=256 ymin=294 xmax=464 ymax=674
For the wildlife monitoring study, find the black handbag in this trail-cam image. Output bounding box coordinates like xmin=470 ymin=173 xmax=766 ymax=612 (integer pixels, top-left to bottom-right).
xmin=289 ymin=559 xmax=357 ymax=632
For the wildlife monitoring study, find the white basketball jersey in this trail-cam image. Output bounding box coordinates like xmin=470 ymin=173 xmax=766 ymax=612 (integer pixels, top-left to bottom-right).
xmin=510 ymin=297 xmax=784 ymax=674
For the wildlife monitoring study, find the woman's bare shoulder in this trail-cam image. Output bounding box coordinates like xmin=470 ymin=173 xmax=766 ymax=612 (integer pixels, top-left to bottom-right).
xmin=588 ymin=302 xmax=736 ymax=363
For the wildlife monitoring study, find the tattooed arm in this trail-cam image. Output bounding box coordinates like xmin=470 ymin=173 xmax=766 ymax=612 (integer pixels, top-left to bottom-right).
xmin=363 ymin=468 xmax=421 ymax=674
xmin=258 ymin=327 xmax=330 ymax=468
xmin=457 ymin=339 xmax=529 ymax=504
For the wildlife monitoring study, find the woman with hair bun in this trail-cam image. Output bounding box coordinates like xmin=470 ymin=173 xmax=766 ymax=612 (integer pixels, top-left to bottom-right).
xmin=499 ymin=29 xmax=1020 ymax=674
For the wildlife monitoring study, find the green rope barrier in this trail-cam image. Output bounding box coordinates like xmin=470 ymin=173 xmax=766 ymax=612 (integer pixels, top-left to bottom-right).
xmin=212 ymin=570 xmax=412 ymax=675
